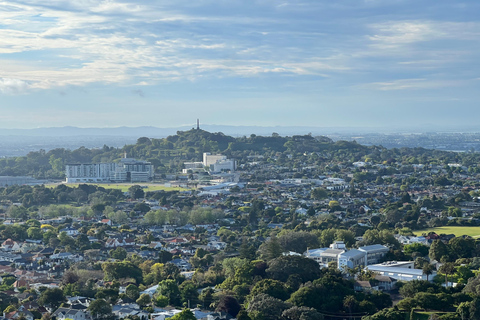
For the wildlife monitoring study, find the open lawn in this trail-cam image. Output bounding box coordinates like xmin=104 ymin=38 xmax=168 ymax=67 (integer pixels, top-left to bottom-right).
xmin=414 ymin=226 xmax=480 ymax=238
xmin=46 ymin=183 xmax=189 ymax=192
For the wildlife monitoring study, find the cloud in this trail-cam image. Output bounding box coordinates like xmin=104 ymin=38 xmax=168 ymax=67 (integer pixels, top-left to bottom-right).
xmin=366 ymin=78 xmax=463 ymax=91
xmin=0 ymin=78 xmax=31 ymax=94
xmin=0 ymin=0 xmax=353 ymax=93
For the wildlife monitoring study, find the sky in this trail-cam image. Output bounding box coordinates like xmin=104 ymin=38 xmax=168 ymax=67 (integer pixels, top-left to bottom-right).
xmin=0 ymin=0 xmax=479 ymax=129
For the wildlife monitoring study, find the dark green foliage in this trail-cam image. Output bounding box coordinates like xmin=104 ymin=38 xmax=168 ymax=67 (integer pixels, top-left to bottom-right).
xmin=88 ymin=298 xmax=112 ymax=319
xmin=278 ymin=231 xmax=320 ymax=254
xmin=282 ymin=306 xmax=324 ymax=320
xmin=429 ymin=240 xmax=449 ymax=261
xmin=399 ymin=280 xmax=440 ymax=298
xmin=247 ymin=294 xmax=290 ymax=320
xmin=170 ymin=309 xmax=197 ymax=320
xmin=157 ymin=279 xmax=181 ymax=306
xmin=266 ymin=255 xmax=321 ymax=283
xmin=448 ymin=237 xmax=475 ymax=260
xmin=216 ymin=296 xmax=241 ymax=318
xmin=362 ymin=308 xmax=405 ymax=320
xmin=38 ymin=288 xmax=66 ymax=310
xmin=102 ymin=261 xmax=143 ymax=284
xmin=249 ymin=279 xmax=290 ymax=301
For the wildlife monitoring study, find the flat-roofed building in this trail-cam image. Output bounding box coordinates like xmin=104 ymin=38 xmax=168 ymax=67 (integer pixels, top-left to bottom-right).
xmin=366 ymin=261 xmax=435 ymax=282
xmin=66 ymin=158 xmax=153 ymax=183
xmin=358 ymin=244 xmax=390 ymax=265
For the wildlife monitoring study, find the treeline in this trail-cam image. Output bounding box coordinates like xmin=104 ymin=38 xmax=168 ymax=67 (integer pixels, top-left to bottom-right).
xmin=3 ymin=128 xmax=480 ymax=179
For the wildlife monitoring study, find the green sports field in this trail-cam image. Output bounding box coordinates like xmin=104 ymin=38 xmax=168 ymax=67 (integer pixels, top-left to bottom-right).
xmin=414 ymin=226 xmax=480 ymax=238
xmin=46 ymin=183 xmax=189 ymax=192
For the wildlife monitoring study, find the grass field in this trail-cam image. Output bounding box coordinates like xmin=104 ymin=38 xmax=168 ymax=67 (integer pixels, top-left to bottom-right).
xmin=46 ymin=183 xmax=189 ymax=192
xmin=414 ymin=226 xmax=480 ymax=238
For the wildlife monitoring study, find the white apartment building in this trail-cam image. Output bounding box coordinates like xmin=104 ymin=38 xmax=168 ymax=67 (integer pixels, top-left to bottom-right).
xmin=65 ymin=158 xmax=154 ymax=183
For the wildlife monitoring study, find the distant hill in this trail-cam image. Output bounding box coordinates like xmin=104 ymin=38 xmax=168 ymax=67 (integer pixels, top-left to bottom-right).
xmin=1 ymin=123 xmax=478 ymax=138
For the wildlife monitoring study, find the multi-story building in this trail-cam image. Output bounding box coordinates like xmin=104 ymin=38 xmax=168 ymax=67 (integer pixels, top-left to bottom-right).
xmin=183 ymin=153 xmax=236 ymax=173
xmin=65 ymin=158 xmax=154 ymax=183
xmin=358 ymin=244 xmax=390 ymax=265
xmin=203 ymin=153 xmax=236 ymax=172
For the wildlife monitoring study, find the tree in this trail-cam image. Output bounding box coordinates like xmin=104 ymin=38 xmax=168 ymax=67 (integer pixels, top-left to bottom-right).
xmin=128 ymin=185 xmax=144 ymax=199
xmin=27 ymin=227 xmax=42 ymax=240
xmin=266 ymin=255 xmax=321 ymax=283
xmin=109 ymin=247 xmax=127 ymax=260
xmin=179 ymin=281 xmax=198 ymax=306
xmin=422 ymin=264 xmax=435 ymax=281
xmin=429 ymin=240 xmax=449 ymax=262
xmin=311 ymin=188 xmax=328 ymax=200
xmin=125 ymin=284 xmax=140 ymax=301
xmin=404 ymin=243 xmax=429 ymax=257
xmin=282 ymin=306 xmax=323 ymax=320
xmin=62 ymin=270 xmax=79 ymax=285
xmin=136 ymin=294 xmax=151 ymax=307
xmin=278 ymin=231 xmax=319 ymax=254
xmin=469 ymin=298 xmax=480 ymax=320
xmin=157 ymin=279 xmax=181 ymax=306
xmin=216 ymin=296 xmax=241 ymax=318
xmin=343 ymin=295 xmax=358 ymax=316
xmin=399 ymin=280 xmax=439 ymax=298
xmin=102 ymin=261 xmax=143 ymax=284
xmin=449 ymin=237 xmax=475 ymax=260
xmin=38 ymin=288 xmax=66 ymax=310
xmin=247 ymin=294 xmax=290 ymax=320
xmin=170 ymin=309 xmax=196 ymax=320
xmin=439 ymin=262 xmax=456 ymax=288
xmin=362 ymin=308 xmax=405 ymax=320
xmin=258 ymin=235 xmax=283 ymax=260
xmin=88 ymin=298 xmax=112 ymax=319
xmin=249 ymin=279 xmax=289 ymax=301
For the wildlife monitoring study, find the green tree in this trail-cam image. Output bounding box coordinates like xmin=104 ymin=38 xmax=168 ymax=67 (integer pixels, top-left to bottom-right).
xmin=170 ymin=309 xmax=196 ymax=320
xmin=38 ymin=288 xmax=66 ymax=310
xmin=249 ymin=279 xmax=289 ymax=301
xmin=87 ymin=298 xmax=112 ymax=319
xmin=216 ymin=296 xmax=241 ymax=318
xmin=422 ymin=264 xmax=435 ymax=281
xmin=258 ymin=235 xmax=283 ymax=260
xmin=109 ymin=247 xmax=127 ymax=260
xmin=282 ymin=306 xmax=323 ymax=320
xmin=157 ymin=279 xmax=181 ymax=306
xmin=125 ymin=284 xmax=140 ymax=301
xmin=247 ymin=294 xmax=289 ymax=320
xmin=266 ymin=255 xmax=321 ymax=283
xmin=136 ymin=293 xmax=151 ymax=308
xmin=439 ymin=262 xmax=455 ymax=288
xmin=429 ymin=240 xmax=449 ymax=262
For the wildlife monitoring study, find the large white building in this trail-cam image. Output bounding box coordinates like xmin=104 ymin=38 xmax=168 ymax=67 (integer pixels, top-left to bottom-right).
xmin=66 ymin=158 xmax=154 ymax=183
xmin=304 ymin=242 xmax=390 ymax=272
xmin=183 ymin=153 xmax=236 ymax=173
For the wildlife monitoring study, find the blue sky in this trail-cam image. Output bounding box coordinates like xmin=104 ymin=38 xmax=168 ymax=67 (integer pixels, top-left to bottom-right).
xmin=0 ymin=0 xmax=479 ymax=129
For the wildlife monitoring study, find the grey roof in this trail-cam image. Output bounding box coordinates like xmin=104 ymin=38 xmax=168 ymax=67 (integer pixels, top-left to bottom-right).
xmin=339 ymin=249 xmax=365 ymax=259
xmin=358 ymin=244 xmax=389 ymax=253
xmin=321 ymin=248 xmax=344 ymax=256
xmin=367 ymin=265 xmax=432 ymax=276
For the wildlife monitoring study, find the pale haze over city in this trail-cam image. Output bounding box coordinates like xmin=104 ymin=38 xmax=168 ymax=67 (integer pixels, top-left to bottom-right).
xmin=0 ymin=0 xmax=479 ymax=129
